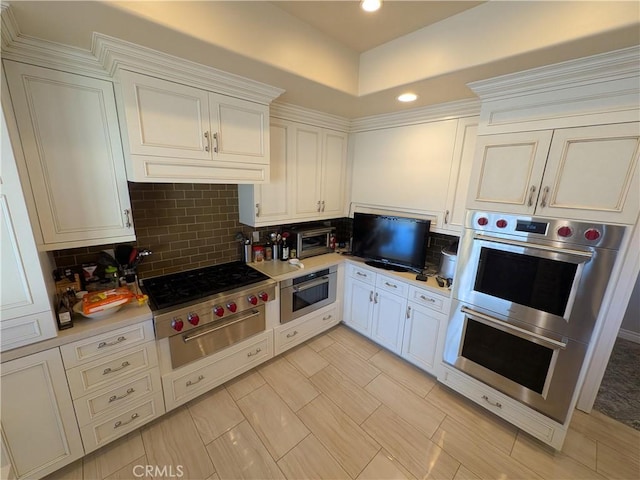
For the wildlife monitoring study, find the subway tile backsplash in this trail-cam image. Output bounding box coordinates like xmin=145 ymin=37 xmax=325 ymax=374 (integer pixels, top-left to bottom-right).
xmin=52 ymin=182 xmax=459 ymax=279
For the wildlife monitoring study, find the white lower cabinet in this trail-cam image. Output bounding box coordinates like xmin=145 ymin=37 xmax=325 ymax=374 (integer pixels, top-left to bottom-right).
xmin=343 ymin=262 xmax=449 ymax=372
xmin=1 ymin=348 xmax=84 ymax=479
xmin=162 ymin=330 xmax=273 ymax=411
xmin=60 ymin=321 xmax=164 ymax=454
xmin=274 ymin=304 xmax=340 ymax=355
xmin=438 ymin=365 xmax=566 ymax=450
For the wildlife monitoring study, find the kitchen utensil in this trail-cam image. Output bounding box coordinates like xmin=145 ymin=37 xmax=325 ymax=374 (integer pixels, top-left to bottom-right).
xmin=115 ymin=245 xmax=133 ymax=268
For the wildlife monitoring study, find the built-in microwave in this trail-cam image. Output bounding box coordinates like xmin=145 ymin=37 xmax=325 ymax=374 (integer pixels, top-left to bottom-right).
xmin=288 ymin=226 xmax=335 ymax=259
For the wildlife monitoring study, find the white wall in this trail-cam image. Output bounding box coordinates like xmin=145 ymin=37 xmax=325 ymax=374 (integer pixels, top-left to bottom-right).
xmin=619 ymin=273 xmax=640 ymax=342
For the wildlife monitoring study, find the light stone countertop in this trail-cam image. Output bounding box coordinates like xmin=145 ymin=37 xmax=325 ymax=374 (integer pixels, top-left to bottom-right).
xmin=249 ymin=252 xmax=451 ymax=297
xmin=1 ymin=301 xmax=153 ymax=363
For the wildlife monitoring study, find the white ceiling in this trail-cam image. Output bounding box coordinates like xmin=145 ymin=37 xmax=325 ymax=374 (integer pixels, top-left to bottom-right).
xmin=4 ymin=1 xmax=640 ymax=118
xmin=272 ymin=1 xmax=485 ymax=52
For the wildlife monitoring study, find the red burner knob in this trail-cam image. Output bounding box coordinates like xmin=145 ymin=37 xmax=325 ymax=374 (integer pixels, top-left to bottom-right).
xmin=227 ymin=302 xmax=237 ymax=313
xmin=258 ymin=291 xmax=269 ymax=302
xmin=171 ymin=318 xmax=184 ymax=331
xmin=584 ymin=228 xmax=601 ymax=241
xmin=496 ymin=219 xmax=508 ymax=229
xmin=477 ymin=217 xmax=489 ymax=226
xmin=187 ymin=313 xmax=200 ymax=326
xmin=213 ymin=305 xmax=224 ymax=317
xmin=557 ymin=226 xmax=573 ymax=238
xmin=247 ymin=294 xmax=258 ymax=306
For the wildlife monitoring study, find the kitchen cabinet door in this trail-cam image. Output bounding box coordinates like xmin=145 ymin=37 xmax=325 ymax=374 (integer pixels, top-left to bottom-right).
xmin=442 ymin=117 xmax=479 ymax=234
xmin=118 ymin=70 xmax=270 ymax=183
xmin=238 ymin=120 xmax=293 ymax=226
xmin=319 ymin=130 xmax=348 ymax=217
xmin=370 ymin=289 xmax=407 ymax=355
xmin=401 ymin=302 xmax=445 ymax=374
xmin=0 ymin=110 xmax=57 ymax=350
xmin=351 ymin=120 xmax=458 ymax=217
xmin=4 ymin=61 xmax=135 ymax=250
xmin=466 ymin=130 xmax=553 ymax=215
xmin=1 ymin=348 xmax=84 ymax=479
xmin=537 ymin=122 xmax=639 ymax=224
xmin=343 ymin=277 xmax=375 ymax=336
xmin=293 ymin=125 xmax=324 ymax=217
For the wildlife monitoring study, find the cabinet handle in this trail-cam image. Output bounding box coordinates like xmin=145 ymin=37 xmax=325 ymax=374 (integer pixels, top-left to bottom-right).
xmin=114 ymin=413 xmax=139 ymax=429
xmin=384 ymin=282 xmax=398 ymax=289
xmin=444 ymin=210 xmax=450 ymax=224
xmin=204 ymin=131 xmax=211 ymax=152
xmin=123 ymin=209 xmax=132 ymax=228
xmin=356 ymin=271 xmax=367 ymax=277
xmin=186 ymin=375 xmax=204 ymax=387
xmin=109 ymin=388 xmax=135 ymax=403
xmin=527 ymin=185 xmax=537 ymax=207
xmin=247 ymin=348 xmax=262 ymax=357
xmin=374 ymin=292 xmax=379 ymax=304
xmin=286 ymin=330 xmax=298 ymax=338
xmin=539 ymin=186 xmax=550 ymax=208
xmin=322 ymin=314 xmax=332 ymax=321
xmin=482 ymin=395 xmax=502 ymax=409
xmin=406 ymin=305 xmax=411 ymax=318
xmin=321 ymin=200 xmax=325 ymax=212
xmin=316 ymin=200 xmax=321 ymax=212
xmin=213 ymin=132 xmax=219 ymax=153
xmin=420 ymin=295 xmax=436 ymax=303
xmin=98 ymin=336 xmax=126 ymax=349
xmin=369 ymin=291 xmax=374 ymax=302
xmin=103 ymin=361 xmax=130 ymax=375
xmin=255 ymin=203 xmax=260 ymax=217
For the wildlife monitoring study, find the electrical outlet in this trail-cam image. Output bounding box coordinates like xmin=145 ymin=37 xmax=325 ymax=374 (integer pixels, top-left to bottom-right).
xmin=427 ymin=236 xmax=431 ymax=248
xmin=252 ymin=231 xmax=260 ymax=243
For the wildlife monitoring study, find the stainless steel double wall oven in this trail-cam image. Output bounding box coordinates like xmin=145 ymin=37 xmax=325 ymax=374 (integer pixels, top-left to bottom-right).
xmin=444 ymin=211 xmax=627 ymax=423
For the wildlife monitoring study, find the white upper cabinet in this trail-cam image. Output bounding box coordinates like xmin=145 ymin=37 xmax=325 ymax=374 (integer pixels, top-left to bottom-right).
xmin=351 ymin=119 xmax=458 ymax=228
xmin=4 ymin=61 xmax=135 ymax=250
xmin=238 ymin=120 xmax=293 ymax=226
xmin=238 ymin=119 xmax=348 ymax=227
xmin=117 ymin=70 xmax=270 ymax=184
xmin=0 ymin=111 xmax=56 ymax=351
xmin=441 ymin=117 xmax=479 ymax=234
xmin=467 ymin=122 xmax=639 ymax=223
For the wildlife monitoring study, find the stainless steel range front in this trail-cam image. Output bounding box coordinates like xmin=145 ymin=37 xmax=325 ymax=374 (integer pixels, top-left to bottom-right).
xmin=142 ymin=262 xmax=276 ymax=369
xmin=444 ymin=211 xmax=627 ymax=423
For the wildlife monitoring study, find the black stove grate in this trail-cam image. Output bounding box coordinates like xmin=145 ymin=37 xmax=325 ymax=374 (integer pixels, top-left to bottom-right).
xmin=142 ymin=262 xmax=269 ymax=310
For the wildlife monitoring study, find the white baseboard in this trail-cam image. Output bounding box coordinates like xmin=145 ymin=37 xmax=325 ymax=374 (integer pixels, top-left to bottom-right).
xmin=617 ymin=328 xmax=640 ymax=344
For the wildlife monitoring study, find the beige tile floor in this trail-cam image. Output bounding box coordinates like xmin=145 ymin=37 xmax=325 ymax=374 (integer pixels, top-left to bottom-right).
xmin=47 ymin=325 xmax=640 ymax=480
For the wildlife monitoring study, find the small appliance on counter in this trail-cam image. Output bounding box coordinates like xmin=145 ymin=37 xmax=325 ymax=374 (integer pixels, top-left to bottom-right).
xmin=438 ymin=240 xmax=459 ymax=281
xmin=287 ymin=225 xmax=335 ymax=259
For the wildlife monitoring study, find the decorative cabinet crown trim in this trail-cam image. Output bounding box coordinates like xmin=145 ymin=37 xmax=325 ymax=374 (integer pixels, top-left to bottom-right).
xmin=0 ymin=5 xmax=284 ymax=105
xmin=270 ymin=102 xmax=350 ymax=132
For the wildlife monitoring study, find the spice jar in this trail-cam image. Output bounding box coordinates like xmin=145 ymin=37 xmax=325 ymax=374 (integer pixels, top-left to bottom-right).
xmin=253 ymin=246 xmax=265 ymax=262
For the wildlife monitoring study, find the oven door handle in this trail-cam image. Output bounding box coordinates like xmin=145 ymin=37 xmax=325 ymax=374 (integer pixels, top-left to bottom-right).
xmin=293 ymin=276 xmax=330 ymax=293
xmin=182 ymin=310 xmax=260 ymax=343
xmin=474 ymin=233 xmax=593 ymax=260
xmin=461 ymin=306 xmax=568 ymax=350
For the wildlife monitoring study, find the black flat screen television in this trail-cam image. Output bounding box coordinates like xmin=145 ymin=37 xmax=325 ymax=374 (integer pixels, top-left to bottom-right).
xmin=352 ymin=212 xmax=430 ymax=273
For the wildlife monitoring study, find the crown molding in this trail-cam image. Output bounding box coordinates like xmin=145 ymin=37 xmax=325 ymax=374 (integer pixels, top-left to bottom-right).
xmin=468 ymin=46 xmax=640 ymax=102
xmin=270 ymin=101 xmax=351 ymax=131
xmin=0 ymin=5 xmax=284 ymax=105
xmin=350 ymin=98 xmax=480 ymax=132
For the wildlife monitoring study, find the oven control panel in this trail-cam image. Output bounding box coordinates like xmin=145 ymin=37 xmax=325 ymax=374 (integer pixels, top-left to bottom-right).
xmin=466 ymin=211 xmax=627 ymax=249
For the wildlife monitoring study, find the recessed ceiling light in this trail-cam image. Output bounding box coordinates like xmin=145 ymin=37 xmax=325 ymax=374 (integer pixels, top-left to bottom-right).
xmin=397 ymin=93 xmax=418 ymax=103
xmin=361 ymin=0 xmax=382 ymax=13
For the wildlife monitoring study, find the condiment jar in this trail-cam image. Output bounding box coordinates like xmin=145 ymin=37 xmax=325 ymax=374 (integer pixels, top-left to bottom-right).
xmin=253 ymin=246 xmax=265 ymax=262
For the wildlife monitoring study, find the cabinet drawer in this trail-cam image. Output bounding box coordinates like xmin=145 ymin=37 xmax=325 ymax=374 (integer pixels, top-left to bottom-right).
xmin=60 ymin=321 xmax=155 ymax=368
xmin=408 ymin=286 xmax=449 ymax=314
xmin=376 ymin=274 xmax=409 ymax=297
xmin=439 ymin=366 xmax=562 ymax=448
xmin=80 ymin=392 xmax=164 ymax=454
xmin=275 ymin=305 xmax=339 ymax=355
xmin=163 ymin=331 xmax=273 ymax=411
xmin=66 ymin=342 xmax=158 ymax=399
xmin=348 ymin=264 xmax=376 ymax=285
xmin=73 ymin=368 xmax=162 ymax=426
